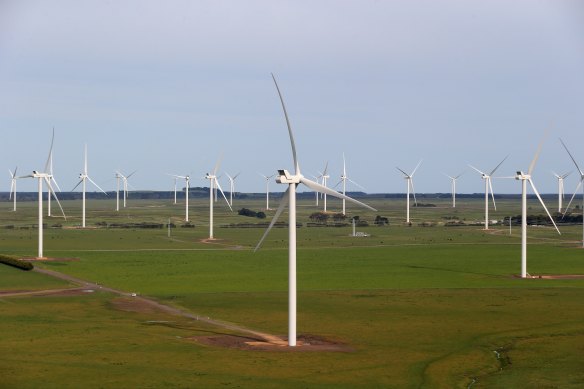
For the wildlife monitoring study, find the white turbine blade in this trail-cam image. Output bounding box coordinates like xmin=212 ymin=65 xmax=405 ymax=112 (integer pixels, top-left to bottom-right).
xmin=258 ymin=172 xmax=267 ymax=179
xmin=226 ymin=173 xmax=233 ymax=181
xmin=454 ymin=172 xmax=464 ymax=179
xmin=9 ymin=181 xmax=15 ymax=199
xmin=44 ymin=177 xmax=66 ymax=219
xmin=342 ymin=153 xmax=346 ymax=176
xmin=396 ymin=167 xmax=409 ymax=177
xmin=9 ymin=169 xmax=14 ymax=178
xmin=233 ymin=172 xmax=241 ymax=180
xmin=213 ymin=154 xmax=223 ymax=176
xmin=560 ymin=138 xmax=584 ymax=176
xmin=71 ymin=179 xmax=84 ymax=192
xmin=44 ymin=128 xmax=55 ymax=173
xmin=468 ymin=164 xmax=486 ymax=175
xmin=333 ymin=180 xmax=343 ymax=189
xmin=271 ymin=73 xmax=300 ymax=175
xmin=552 ymin=170 xmax=560 ymax=179
xmin=410 ymin=179 xmax=418 ymax=206
xmin=347 ymin=177 xmax=365 ymax=191
xmin=51 ymin=176 xmax=62 ymax=192
xmin=254 ymin=187 xmax=290 ymax=252
xmin=489 ymin=155 xmax=509 ymax=176
xmin=443 ymin=172 xmax=454 ymax=180
xmin=87 ymin=176 xmax=107 ymax=194
xmin=528 ymin=135 xmax=547 ymax=175
xmin=214 ymin=179 xmax=232 ymax=211
xmin=126 ymin=170 xmax=137 ymax=179
xmin=84 ymin=144 xmax=88 ymax=174
xmin=563 ymin=180 xmax=582 ymax=215
xmin=18 ymin=174 xmax=34 ymax=179
xmin=300 ymin=176 xmax=377 ymax=211
xmin=410 ymin=159 xmax=423 ymax=177
xmin=528 ymin=178 xmax=561 ymax=235
xmin=562 ymin=171 xmax=572 ymax=179
xmin=488 ymin=178 xmax=497 ymax=210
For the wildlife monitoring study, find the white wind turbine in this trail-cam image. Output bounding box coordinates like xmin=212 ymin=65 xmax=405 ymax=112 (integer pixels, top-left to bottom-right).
xmin=469 ymin=156 xmax=508 ymax=230
xmin=71 ymin=144 xmax=107 ymax=228
xmin=260 ymin=173 xmax=275 ymax=210
xmin=114 ymin=170 xmax=136 ymax=210
xmin=318 ymin=162 xmax=330 ymax=212
xmin=19 ymin=133 xmax=67 ymax=259
xmin=310 ymin=174 xmax=320 ymax=206
xmin=171 ymin=176 xmax=178 ymax=204
xmin=443 ymin=172 xmax=464 ymax=208
xmin=335 ymin=153 xmax=365 ymax=215
xmin=170 ymin=174 xmax=190 ymax=221
xmin=254 ymin=74 xmax=376 ymax=347
xmin=559 ymin=139 xmax=584 ymax=248
xmin=396 ymin=160 xmax=422 ymax=224
xmin=205 ymin=157 xmax=233 ymax=239
xmin=226 ymin=172 xmax=241 ymax=207
xmin=9 ymin=167 xmax=18 ymax=211
xmin=552 ymin=171 xmax=571 ymax=213
xmin=516 ymin=137 xmax=560 ymax=278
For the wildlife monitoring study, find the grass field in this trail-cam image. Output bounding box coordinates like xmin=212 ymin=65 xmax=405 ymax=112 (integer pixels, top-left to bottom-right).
xmin=1 ymin=196 xmax=584 ymax=388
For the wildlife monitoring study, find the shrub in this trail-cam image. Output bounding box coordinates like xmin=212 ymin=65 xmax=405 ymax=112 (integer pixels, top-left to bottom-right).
xmin=0 ymin=254 xmax=33 ymax=271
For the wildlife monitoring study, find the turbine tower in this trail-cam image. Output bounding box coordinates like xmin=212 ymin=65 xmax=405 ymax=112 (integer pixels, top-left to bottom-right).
xmin=469 ymin=156 xmax=508 ymax=230
xmin=255 ymin=74 xmax=376 ymax=347
xmin=335 ymin=153 xmax=365 ymax=215
xmin=516 ymin=137 xmax=560 ymax=278
xmin=318 ymin=162 xmax=330 ymax=212
xmin=226 ymin=172 xmax=241 ymax=207
xmin=396 ymin=160 xmax=422 ymax=224
xmin=552 ymin=171 xmax=570 ymax=213
xmin=170 ymin=174 xmax=190 ymax=222
xmin=9 ymin=167 xmax=18 ymax=211
xmin=260 ymin=173 xmax=275 ymax=210
xmin=205 ymin=156 xmax=233 ymax=239
xmin=71 ymin=144 xmax=107 ymax=228
xmin=559 ymin=139 xmax=584 ymax=248
xmin=443 ymin=172 xmax=464 ymax=208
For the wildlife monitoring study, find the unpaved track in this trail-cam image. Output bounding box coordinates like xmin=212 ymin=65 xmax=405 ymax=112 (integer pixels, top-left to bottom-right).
xmin=15 ymin=267 xmax=287 ymax=346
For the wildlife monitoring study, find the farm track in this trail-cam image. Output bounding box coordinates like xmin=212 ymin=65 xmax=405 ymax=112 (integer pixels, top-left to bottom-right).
xmin=13 ymin=267 xmax=287 ymax=346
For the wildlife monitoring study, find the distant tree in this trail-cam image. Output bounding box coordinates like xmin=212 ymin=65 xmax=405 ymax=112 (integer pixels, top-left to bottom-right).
xmin=309 ymin=212 xmax=329 ymax=223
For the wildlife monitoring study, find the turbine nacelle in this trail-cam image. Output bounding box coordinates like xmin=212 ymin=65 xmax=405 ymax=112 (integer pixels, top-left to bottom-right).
xmin=515 ymin=171 xmax=531 ymax=180
xmin=276 ymin=169 xmax=301 ymax=184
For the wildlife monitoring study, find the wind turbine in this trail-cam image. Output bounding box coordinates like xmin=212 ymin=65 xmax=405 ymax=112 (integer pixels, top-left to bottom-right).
xmin=254 ymin=74 xmax=376 ymax=347
xmin=71 ymin=144 xmax=107 ymax=228
xmin=469 ymin=156 xmax=508 ymax=230
xmin=559 ymin=139 xmax=584 ymax=248
xmin=171 ymin=176 xmax=178 ymax=204
xmin=443 ymin=172 xmax=464 ymax=208
xmin=516 ymin=137 xmax=560 ymax=278
xmin=318 ymin=162 xmax=330 ymax=212
xmin=226 ymin=172 xmax=241 ymax=207
xmin=310 ymin=174 xmax=320 ymax=206
xmin=169 ymin=174 xmax=191 ymax=221
xmin=552 ymin=171 xmax=571 ymax=213
xmin=115 ymin=170 xmax=136 ymax=210
xmin=260 ymin=173 xmax=275 ymax=210
xmin=205 ymin=157 xmax=233 ymax=239
xmin=335 ymin=153 xmax=365 ymax=215
xmin=8 ymin=167 xmax=18 ymax=211
xmin=396 ymin=160 xmax=422 ymax=224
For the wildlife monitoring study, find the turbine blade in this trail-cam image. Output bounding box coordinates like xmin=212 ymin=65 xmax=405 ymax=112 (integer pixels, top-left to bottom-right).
xmin=45 ymin=177 xmax=66 ymax=220
xmin=528 ymin=134 xmax=548 ymax=175
xmin=489 ymin=178 xmax=497 ymax=210
xmin=126 ymin=170 xmax=137 ymax=179
xmin=214 ymin=179 xmax=232 ymax=211
xmin=468 ymin=164 xmax=485 ymax=175
xmin=254 ymin=186 xmax=290 ymax=252
xmin=87 ymin=176 xmax=107 ymax=194
xmin=84 ymin=144 xmax=88 ymax=174
xmin=410 ymin=179 xmax=417 ymax=206
xmin=71 ymin=179 xmax=83 ymax=192
xmin=489 ymin=155 xmax=509 ymax=176
xmin=44 ymin=127 xmax=55 ymax=173
xmin=455 ymin=172 xmax=464 ymax=179
xmin=342 ymin=153 xmax=346 ymax=176
xmin=396 ymin=167 xmax=409 ymax=176
xmin=271 ymin=73 xmax=300 ymax=175
xmin=563 ymin=180 xmax=582 ymax=216
xmin=51 ymin=177 xmax=62 ymax=192
xmin=528 ymin=178 xmax=561 ymax=235
xmin=233 ymin=172 xmax=241 ymax=180
xmin=300 ymin=177 xmax=376 ymax=211
xmin=347 ymin=177 xmax=365 ymax=191
xmin=560 ymin=138 xmax=584 ymax=176
xmin=333 ymin=180 xmax=343 ymax=189
xmin=411 ymin=159 xmax=423 ymax=176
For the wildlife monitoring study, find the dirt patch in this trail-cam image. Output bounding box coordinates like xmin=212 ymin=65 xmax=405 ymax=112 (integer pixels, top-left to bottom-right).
xmin=532 ymin=274 xmax=584 ymax=280
xmin=110 ymin=297 xmax=170 ymax=314
xmin=191 ymin=334 xmax=354 ymax=352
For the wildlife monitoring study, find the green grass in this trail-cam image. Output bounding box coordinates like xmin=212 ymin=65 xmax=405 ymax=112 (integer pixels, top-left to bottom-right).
xmin=1 ymin=197 xmax=584 ymax=388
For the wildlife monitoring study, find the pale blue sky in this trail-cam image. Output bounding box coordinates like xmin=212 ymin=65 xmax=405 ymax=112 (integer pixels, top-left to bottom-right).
xmin=1 ymin=0 xmax=583 ymax=195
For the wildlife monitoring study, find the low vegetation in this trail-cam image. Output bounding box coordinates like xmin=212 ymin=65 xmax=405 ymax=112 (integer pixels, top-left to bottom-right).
xmin=0 ymin=254 xmax=33 ymax=271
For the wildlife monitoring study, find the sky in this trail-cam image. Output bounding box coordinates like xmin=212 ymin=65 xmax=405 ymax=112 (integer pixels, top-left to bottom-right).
xmin=1 ymin=0 xmax=584 ymax=195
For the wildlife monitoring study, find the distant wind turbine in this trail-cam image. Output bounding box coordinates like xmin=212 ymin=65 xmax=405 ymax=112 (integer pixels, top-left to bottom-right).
xmin=260 ymin=173 xmax=275 ymax=210
xmin=469 ymin=155 xmax=508 ymax=230
xmin=170 ymin=174 xmax=191 ymax=221
xmin=8 ymin=167 xmax=18 ymax=211
xmin=71 ymin=144 xmax=107 ymax=228
xmin=334 ymin=153 xmax=365 ymax=215
xmin=254 ymin=74 xmax=376 ymax=347
xmin=226 ymin=172 xmax=241 ymax=207
xmin=396 ymin=160 xmax=422 ymax=224
xmin=318 ymin=162 xmax=330 ymax=212
xmin=516 ymin=136 xmax=560 ymax=278
xmin=552 ymin=171 xmax=571 ymax=213
xmin=115 ymin=170 xmax=136 ymax=210
xmin=443 ymin=172 xmax=464 ymax=208
xmin=205 ymin=156 xmax=233 ymax=239
xmin=559 ymin=139 xmax=584 ymax=248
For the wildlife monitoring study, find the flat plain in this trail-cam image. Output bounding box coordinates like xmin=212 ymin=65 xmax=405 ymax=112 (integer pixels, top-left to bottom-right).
xmin=1 ymin=195 xmax=584 ymax=388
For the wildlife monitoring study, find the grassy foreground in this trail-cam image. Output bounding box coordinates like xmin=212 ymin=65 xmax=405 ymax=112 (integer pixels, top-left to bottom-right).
xmin=1 ymin=197 xmax=584 ymax=388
